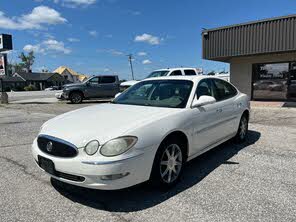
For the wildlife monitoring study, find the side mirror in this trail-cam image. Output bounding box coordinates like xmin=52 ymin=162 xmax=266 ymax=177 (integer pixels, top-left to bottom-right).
xmin=192 ymin=95 xmax=216 ymax=108
xmin=114 ymin=93 xmax=121 ymax=98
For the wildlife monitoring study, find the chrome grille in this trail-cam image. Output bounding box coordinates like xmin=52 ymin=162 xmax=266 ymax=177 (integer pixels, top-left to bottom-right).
xmin=37 ymin=135 xmax=78 ymax=158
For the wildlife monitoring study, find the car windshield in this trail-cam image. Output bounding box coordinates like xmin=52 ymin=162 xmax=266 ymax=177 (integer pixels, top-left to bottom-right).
xmin=146 ymin=70 xmax=170 ymax=78
xmin=112 ymin=80 xmax=193 ymax=108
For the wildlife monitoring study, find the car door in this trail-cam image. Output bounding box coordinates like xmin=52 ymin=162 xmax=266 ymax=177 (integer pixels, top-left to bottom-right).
xmin=86 ymin=77 xmax=103 ymax=98
xmin=190 ymin=79 xmax=223 ymax=155
xmin=211 ymin=78 xmax=240 ymax=139
xmin=98 ymin=76 xmax=118 ymax=97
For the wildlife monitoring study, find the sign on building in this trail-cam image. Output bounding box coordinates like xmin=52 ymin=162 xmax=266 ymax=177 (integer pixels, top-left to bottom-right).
xmin=0 ymin=34 xmax=13 ymax=52
xmin=0 ymin=54 xmax=6 ymax=76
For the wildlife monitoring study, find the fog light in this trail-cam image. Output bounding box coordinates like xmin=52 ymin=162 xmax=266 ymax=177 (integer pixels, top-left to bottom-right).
xmin=100 ymin=172 xmax=130 ymax=180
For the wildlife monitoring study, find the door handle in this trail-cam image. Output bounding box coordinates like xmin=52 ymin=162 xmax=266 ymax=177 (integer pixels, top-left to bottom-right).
xmin=216 ymin=108 xmax=222 ymax=113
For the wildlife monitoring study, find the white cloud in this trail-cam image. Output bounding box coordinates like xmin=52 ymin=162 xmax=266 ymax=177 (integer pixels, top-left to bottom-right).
xmin=0 ymin=6 xmax=66 ymax=30
xmin=108 ymin=49 xmax=123 ymax=56
xmin=97 ymin=49 xmax=124 ymax=56
xmin=23 ymin=44 xmax=45 ymax=54
xmin=44 ymin=39 xmax=71 ymax=54
xmin=55 ymin=0 xmax=97 ymax=7
xmin=142 ymin=59 xmax=152 ymax=65
xmin=64 ymin=0 xmax=96 ymax=4
xmin=23 ymin=39 xmax=71 ymax=54
xmin=138 ymin=51 xmax=147 ymax=56
xmin=89 ymin=30 xmax=98 ymax=37
xmin=67 ymin=37 xmax=80 ymax=42
xmin=134 ymin=33 xmax=160 ymax=45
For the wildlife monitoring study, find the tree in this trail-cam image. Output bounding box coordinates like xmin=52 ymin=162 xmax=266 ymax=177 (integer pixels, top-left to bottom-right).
xmin=18 ymin=51 xmax=35 ymax=72
xmin=207 ymin=71 xmax=216 ymax=76
xmin=7 ymin=63 xmax=25 ymax=75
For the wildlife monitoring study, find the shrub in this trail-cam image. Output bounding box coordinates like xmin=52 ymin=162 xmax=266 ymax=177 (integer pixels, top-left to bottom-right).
xmin=14 ymin=86 xmax=25 ymax=91
xmin=24 ymin=84 xmax=37 ymax=91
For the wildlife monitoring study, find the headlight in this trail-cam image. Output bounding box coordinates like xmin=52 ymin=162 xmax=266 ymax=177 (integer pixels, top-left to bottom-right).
xmin=100 ymin=136 xmax=137 ymax=157
xmin=84 ymin=140 xmax=100 ymax=155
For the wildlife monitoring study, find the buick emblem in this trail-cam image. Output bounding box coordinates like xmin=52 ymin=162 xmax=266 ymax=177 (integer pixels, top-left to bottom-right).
xmin=46 ymin=142 xmax=53 ymax=152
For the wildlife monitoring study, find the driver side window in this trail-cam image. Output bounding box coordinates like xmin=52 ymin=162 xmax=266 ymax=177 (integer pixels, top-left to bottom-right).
xmin=88 ymin=77 xmax=99 ymax=85
xmin=196 ymin=79 xmax=214 ymax=99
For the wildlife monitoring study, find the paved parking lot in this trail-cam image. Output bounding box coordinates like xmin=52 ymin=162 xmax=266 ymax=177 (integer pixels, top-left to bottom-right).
xmin=0 ymin=103 xmax=295 ymax=222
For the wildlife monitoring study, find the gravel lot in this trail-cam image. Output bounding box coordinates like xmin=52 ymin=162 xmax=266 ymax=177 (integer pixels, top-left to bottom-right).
xmin=0 ymin=103 xmax=295 ymax=222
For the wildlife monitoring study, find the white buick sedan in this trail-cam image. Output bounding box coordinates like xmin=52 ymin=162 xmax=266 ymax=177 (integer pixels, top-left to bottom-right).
xmin=32 ymin=76 xmax=250 ymax=190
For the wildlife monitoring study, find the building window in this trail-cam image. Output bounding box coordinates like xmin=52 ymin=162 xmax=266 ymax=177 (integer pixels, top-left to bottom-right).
xmin=252 ymin=62 xmax=296 ymax=101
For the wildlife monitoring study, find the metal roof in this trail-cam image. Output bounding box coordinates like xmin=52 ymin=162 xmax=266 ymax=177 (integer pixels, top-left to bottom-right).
xmin=14 ymin=72 xmax=58 ymax=81
xmin=0 ymin=76 xmax=25 ymax=82
xmin=202 ymin=14 xmax=296 ymax=62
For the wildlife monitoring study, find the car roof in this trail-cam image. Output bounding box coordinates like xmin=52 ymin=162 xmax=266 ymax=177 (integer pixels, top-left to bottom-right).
xmin=91 ymin=75 xmax=118 ymax=77
xmin=154 ymin=67 xmax=198 ymax=71
xmin=144 ymin=75 xmax=219 ymax=82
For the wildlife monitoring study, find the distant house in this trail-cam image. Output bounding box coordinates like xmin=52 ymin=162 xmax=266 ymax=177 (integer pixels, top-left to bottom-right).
xmin=0 ymin=76 xmax=26 ymax=91
xmin=13 ymin=72 xmax=66 ymax=90
xmin=54 ymin=66 xmax=88 ymax=83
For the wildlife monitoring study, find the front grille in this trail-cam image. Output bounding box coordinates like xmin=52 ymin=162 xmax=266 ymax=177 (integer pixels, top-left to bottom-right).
xmin=37 ymin=135 xmax=78 ymax=158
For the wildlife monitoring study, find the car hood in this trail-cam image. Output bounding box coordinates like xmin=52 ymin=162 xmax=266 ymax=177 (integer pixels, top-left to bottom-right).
xmin=40 ymin=103 xmax=181 ymax=148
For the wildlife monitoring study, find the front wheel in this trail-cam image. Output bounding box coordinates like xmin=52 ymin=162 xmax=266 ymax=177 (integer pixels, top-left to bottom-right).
xmin=150 ymin=139 xmax=184 ymax=189
xmin=234 ymin=113 xmax=249 ymax=142
xmin=70 ymin=92 xmax=83 ymax=104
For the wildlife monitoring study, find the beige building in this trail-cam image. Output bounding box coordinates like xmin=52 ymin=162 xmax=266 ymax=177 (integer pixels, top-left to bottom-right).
xmin=54 ymin=66 xmax=88 ymax=83
xmin=202 ymin=15 xmax=296 ymax=101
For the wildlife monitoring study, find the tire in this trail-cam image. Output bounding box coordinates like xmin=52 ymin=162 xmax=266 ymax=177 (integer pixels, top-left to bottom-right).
xmin=150 ymin=138 xmax=185 ymax=189
xmin=234 ymin=113 xmax=249 ymax=143
xmin=70 ymin=91 xmax=83 ymax=104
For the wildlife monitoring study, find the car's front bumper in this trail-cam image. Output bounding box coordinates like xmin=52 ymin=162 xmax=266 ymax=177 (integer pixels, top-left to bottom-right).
xmin=55 ymin=91 xmax=69 ymax=100
xmin=55 ymin=91 xmax=64 ymax=99
xmin=32 ymin=139 xmax=157 ymax=190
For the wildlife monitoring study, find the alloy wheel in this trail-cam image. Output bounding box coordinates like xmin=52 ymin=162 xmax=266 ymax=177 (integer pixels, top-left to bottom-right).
xmin=71 ymin=93 xmax=82 ymax=104
xmin=239 ymin=116 xmax=248 ymax=140
xmin=159 ymin=144 xmax=183 ymax=184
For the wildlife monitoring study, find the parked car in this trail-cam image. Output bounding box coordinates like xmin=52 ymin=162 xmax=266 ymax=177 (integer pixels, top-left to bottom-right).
xmin=45 ymin=86 xmax=61 ymax=91
xmin=120 ymin=67 xmax=199 ymax=91
xmin=56 ymin=75 xmax=120 ymax=103
xmin=253 ymin=80 xmax=284 ymax=91
xmin=32 ymin=76 xmax=250 ymax=190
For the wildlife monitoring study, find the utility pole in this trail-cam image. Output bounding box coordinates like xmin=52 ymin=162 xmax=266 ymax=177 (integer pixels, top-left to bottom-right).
xmin=127 ymin=54 xmax=135 ymax=80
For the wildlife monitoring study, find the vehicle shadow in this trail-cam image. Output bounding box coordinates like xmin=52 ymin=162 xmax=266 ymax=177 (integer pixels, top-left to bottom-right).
xmin=51 ymin=130 xmax=261 ymax=212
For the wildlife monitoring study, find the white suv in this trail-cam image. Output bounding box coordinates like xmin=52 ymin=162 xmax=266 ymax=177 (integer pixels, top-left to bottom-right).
xmin=120 ymin=67 xmax=200 ymax=91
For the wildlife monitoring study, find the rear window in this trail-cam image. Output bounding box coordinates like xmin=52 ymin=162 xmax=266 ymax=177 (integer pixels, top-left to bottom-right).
xmin=170 ymin=70 xmax=182 ymax=76
xmin=100 ymin=76 xmax=116 ymax=84
xmin=184 ymin=70 xmax=196 ymax=76
xmin=212 ymin=79 xmax=237 ymax=101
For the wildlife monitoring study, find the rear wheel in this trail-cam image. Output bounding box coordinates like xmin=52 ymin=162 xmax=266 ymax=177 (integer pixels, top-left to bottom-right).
xmin=150 ymin=138 xmax=184 ymax=189
xmin=70 ymin=92 xmax=83 ymax=104
xmin=234 ymin=113 xmax=249 ymax=142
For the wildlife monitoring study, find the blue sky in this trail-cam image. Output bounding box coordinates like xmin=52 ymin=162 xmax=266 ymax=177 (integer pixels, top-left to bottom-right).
xmin=1 ymin=0 xmax=296 ymax=79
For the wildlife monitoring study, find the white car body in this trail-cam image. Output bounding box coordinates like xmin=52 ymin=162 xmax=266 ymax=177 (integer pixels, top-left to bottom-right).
xmin=120 ymin=67 xmax=201 ymax=89
xmin=32 ymin=76 xmax=250 ymax=190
